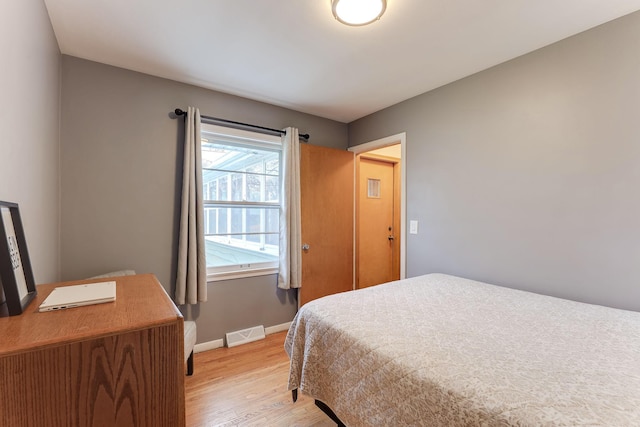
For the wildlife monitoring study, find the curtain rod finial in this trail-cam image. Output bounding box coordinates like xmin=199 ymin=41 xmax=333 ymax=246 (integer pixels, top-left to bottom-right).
xmin=174 ymin=108 xmax=186 ymax=116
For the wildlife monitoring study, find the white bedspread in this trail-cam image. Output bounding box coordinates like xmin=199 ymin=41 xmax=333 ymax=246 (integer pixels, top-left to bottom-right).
xmin=285 ymin=274 xmax=640 ymax=426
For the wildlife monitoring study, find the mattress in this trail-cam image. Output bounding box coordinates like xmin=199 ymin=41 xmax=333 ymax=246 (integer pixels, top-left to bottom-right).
xmin=285 ymin=274 xmax=640 ymax=426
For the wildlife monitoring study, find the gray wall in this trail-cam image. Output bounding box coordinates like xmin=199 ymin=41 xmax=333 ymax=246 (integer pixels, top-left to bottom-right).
xmin=0 ymin=2 xmax=60 ymax=284
xmin=60 ymin=56 xmax=348 ymax=342
xmin=349 ymin=12 xmax=640 ymax=311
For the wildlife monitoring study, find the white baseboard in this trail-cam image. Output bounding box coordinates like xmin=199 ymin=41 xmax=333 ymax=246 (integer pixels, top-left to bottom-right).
xmin=264 ymin=321 xmax=292 ymax=335
xmin=194 ymin=339 xmax=224 ymax=353
xmin=193 ymin=321 xmax=292 ymax=354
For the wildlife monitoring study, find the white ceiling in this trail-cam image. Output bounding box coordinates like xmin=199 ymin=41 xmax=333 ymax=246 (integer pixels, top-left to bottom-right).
xmin=43 ymin=0 xmax=640 ymax=123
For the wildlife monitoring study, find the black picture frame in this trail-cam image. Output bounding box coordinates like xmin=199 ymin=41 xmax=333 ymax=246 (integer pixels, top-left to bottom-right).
xmin=0 ymin=201 xmax=37 ymax=316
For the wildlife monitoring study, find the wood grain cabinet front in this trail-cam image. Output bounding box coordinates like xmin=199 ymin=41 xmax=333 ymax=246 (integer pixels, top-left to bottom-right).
xmin=0 ymin=274 xmax=185 ymax=427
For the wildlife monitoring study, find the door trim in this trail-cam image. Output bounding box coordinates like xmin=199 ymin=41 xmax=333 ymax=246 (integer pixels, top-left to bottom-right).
xmin=348 ymin=132 xmax=407 ymax=279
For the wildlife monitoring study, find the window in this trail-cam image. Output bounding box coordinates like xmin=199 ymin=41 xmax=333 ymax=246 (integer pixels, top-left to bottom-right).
xmin=201 ymin=123 xmax=282 ymax=280
xmin=367 ymin=178 xmax=381 ymax=198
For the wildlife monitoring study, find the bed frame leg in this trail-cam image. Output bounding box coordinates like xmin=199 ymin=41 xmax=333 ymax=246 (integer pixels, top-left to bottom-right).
xmin=315 ymin=400 xmax=346 ymax=427
xmin=291 ymin=389 xmax=298 ymax=402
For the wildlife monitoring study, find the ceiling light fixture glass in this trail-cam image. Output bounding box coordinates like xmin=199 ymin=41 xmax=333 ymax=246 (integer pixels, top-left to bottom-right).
xmin=332 ymin=0 xmax=387 ymax=26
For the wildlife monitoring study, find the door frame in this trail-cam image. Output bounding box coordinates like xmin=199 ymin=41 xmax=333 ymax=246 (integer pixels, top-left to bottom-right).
xmin=348 ymin=132 xmax=407 ymax=280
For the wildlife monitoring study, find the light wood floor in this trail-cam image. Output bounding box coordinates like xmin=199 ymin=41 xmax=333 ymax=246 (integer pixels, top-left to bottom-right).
xmin=185 ymin=331 xmax=336 ymax=427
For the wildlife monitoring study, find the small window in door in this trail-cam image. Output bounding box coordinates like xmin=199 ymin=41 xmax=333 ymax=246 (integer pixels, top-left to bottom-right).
xmin=367 ymin=178 xmax=381 ymax=198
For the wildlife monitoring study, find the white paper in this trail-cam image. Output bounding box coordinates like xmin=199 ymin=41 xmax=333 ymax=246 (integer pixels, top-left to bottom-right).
xmin=1 ymin=207 xmax=29 ymax=300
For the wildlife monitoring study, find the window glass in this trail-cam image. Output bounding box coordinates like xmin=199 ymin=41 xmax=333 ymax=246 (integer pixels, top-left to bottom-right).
xmin=201 ymin=124 xmax=282 ymax=279
xmin=218 ymin=177 xmax=228 ymax=201
xmin=217 ymin=208 xmax=228 ymax=234
xmin=246 ymin=174 xmax=261 ymax=202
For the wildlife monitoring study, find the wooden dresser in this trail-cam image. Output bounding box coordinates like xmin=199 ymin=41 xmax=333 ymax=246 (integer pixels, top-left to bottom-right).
xmin=0 ymin=274 xmax=185 ymax=427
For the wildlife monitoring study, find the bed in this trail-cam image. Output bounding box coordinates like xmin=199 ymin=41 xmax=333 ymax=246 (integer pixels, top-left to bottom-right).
xmin=285 ymin=274 xmax=640 ymax=426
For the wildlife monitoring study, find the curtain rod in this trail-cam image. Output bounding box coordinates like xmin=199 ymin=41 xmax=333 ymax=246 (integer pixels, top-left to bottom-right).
xmin=173 ymin=108 xmax=310 ymax=140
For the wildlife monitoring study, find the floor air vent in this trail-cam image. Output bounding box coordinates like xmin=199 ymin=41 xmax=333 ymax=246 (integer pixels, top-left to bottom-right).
xmin=225 ymin=325 xmax=266 ymax=348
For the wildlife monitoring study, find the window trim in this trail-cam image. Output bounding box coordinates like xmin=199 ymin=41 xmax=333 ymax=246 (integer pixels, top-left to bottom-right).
xmin=207 ymin=265 xmax=279 ymax=282
xmin=201 ymin=123 xmax=282 ymax=282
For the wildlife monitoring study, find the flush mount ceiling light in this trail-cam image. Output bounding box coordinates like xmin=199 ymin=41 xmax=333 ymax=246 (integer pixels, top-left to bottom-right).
xmin=332 ymin=0 xmax=387 ymax=26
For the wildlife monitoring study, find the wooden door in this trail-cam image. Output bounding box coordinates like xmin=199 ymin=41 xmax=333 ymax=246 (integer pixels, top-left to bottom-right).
xmin=356 ymin=157 xmax=399 ymax=288
xmin=298 ymin=144 xmax=354 ymax=307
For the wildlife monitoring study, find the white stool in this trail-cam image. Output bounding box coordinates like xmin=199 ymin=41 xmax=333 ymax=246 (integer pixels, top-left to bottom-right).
xmin=184 ymin=320 xmax=197 ymax=376
xmin=89 ymin=270 xmax=198 ymax=376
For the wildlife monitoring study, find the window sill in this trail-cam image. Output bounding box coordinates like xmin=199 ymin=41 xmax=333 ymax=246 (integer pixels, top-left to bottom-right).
xmin=207 ymin=267 xmax=279 ymax=282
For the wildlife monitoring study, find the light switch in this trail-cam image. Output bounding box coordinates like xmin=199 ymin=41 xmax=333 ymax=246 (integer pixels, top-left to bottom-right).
xmin=409 ymin=220 xmax=418 ymax=234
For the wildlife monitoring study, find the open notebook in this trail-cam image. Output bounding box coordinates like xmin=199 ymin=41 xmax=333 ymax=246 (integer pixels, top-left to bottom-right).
xmin=39 ymin=281 xmax=116 ymax=312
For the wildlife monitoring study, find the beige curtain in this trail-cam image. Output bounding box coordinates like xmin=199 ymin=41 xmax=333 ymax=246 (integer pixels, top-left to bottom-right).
xmin=278 ymin=127 xmax=302 ymax=289
xmin=175 ymin=106 xmax=207 ymax=304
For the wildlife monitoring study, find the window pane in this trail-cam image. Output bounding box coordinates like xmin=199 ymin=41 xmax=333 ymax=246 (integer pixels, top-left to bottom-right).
xmin=202 ymin=142 xmax=279 ymax=203
xmin=265 ymin=176 xmax=279 ymax=203
xmin=245 ymin=162 xmax=264 ymax=174
xmin=265 ymin=158 xmax=279 ymax=176
xmin=231 ymin=208 xmax=242 ymax=233
xmin=368 ymin=178 xmax=381 ymax=198
xmin=205 ymin=181 xmax=217 ymax=200
xmin=204 ymin=208 xmax=278 ymax=264
xmin=266 ymin=209 xmax=279 ymax=246
xmin=205 ymin=207 xmax=278 ymax=235
xmin=208 ymin=209 xmax=216 ymax=231
xmin=231 ymin=173 xmax=243 ymax=201
xmin=202 ymin=142 xmax=278 ymax=175
xmin=246 ymin=174 xmax=262 ymax=202
xmin=204 ymin=208 xmax=217 ymax=235
xmin=217 ymin=208 xmax=228 ymax=234
xmin=218 ymin=177 xmax=228 ymax=201
xmin=204 ymin=236 xmax=278 ymax=268
xmin=247 ymin=209 xmax=261 ymax=233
